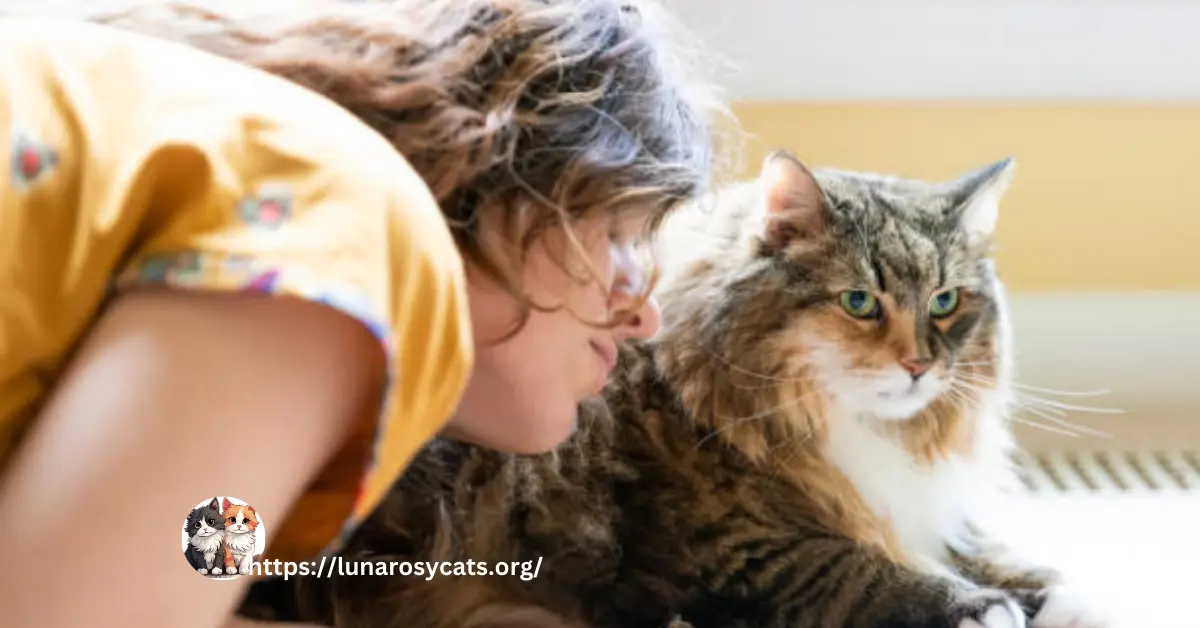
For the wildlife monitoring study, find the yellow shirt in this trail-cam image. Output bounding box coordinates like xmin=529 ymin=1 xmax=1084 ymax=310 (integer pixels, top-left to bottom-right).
xmin=0 ymin=18 xmax=474 ymax=563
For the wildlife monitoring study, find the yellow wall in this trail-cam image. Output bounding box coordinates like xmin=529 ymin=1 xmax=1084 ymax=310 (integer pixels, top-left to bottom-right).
xmin=732 ymin=103 xmax=1200 ymax=293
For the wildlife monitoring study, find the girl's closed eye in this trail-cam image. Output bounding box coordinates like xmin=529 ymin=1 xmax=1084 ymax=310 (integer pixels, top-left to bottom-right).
xmin=610 ymin=240 xmax=645 ymax=295
xmin=607 ymin=213 xmax=654 ymax=291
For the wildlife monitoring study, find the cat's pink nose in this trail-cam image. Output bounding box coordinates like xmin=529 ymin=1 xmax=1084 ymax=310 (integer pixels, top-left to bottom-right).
xmin=899 ymin=357 xmax=933 ymax=378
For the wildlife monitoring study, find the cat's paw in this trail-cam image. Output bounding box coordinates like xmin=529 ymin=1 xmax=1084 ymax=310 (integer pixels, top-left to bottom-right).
xmin=211 ymin=567 xmax=223 ymax=576
xmin=239 ymin=564 xmax=251 ymax=575
xmin=197 ymin=568 xmax=208 ymax=575
xmin=1031 ymin=585 xmax=1113 ymax=628
xmin=953 ymin=589 xmax=1026 ymax=628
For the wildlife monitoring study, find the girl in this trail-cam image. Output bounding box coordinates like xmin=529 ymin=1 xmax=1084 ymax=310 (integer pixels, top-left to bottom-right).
xmin=0 ymin=1 xmax=726 ymax=626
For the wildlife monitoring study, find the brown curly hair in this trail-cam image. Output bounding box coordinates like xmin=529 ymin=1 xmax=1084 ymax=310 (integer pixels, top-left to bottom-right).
xmin=76 ymin=0 xmax=733 ymax=334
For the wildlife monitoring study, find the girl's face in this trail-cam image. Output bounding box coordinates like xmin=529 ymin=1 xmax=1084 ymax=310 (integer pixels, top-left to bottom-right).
xmin=445 ymin=210 xmax=660 ymax=453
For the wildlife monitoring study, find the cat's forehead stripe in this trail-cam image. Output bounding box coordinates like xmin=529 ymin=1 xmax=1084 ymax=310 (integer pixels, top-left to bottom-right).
xmin=819 ymin=180 xmax=968 ymax=303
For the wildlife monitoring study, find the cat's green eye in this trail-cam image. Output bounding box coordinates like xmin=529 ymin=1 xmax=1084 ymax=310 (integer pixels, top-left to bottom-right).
xmin=929 ymin=288 xmax=960 ymax=318
xmin=839 ymin=290 xmax=880 ymax=319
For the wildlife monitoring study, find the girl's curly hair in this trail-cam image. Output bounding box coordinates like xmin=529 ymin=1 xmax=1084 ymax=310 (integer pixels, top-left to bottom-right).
xmin=76 ymin=0 xmax=735 ymax=333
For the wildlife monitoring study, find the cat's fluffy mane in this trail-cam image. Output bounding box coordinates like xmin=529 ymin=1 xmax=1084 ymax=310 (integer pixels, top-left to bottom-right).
xmin=649 ymin=152 xmax=1020 ymax=566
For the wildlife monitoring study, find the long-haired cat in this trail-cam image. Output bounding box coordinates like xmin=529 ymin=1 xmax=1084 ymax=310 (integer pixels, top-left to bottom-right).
xmin=240 ymin=152 xmax=1108 ymax=628
xmin=222 ymin=498 xmax=261 ymax=576
xmin=184 ymin=497 xmax=225 ymax=576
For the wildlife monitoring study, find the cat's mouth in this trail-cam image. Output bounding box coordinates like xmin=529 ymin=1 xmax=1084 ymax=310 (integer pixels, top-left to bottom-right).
xmin=859 ymin=375 xmax=945 ymax=421
xmin=877 ymin=388 xmax=914 ymax=400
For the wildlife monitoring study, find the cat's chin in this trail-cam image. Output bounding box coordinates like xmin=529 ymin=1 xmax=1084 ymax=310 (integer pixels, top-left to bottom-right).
xmin=824 ymin=374 xmax=943 ymax=422
xmin=828 ymin=395 xmax=933 ymax=423
xmin=862 ymin=393 xmax=934 ymax=422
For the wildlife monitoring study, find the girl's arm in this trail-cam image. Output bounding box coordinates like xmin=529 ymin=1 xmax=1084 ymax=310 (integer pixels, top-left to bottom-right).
xmin=0 ymin=289 xmax=386 ymax=628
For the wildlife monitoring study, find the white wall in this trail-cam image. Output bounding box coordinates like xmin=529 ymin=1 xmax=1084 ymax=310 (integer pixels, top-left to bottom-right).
xmin=1006 ymin=292 xmax=1200 ymax=421
xmin=663 ymin=0 xmax=1200 ymax=101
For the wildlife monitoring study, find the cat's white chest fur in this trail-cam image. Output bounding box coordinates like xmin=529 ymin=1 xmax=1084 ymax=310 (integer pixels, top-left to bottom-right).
xmin=226 ymin=531 xmax=255 ymax=554
xmin=190 ymin=531 xmax=223 ymax=555
xmin=824 ymin=411 xmax=1010 ymax=571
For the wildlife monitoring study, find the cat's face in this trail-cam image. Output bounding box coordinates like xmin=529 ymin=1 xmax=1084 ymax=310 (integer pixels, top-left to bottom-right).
xmin=762 ymin=153 xmax=1012 ymax=422
xmin=222 ymin=498 xmax=259 ymax=534
xmin=657 ymin=151 xmax=1013 ymax=430
xmin=186 ymin=497 xmax=224 ymax=539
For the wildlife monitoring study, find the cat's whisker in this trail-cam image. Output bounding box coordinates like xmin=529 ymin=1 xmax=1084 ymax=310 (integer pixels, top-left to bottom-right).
xmin=954 ymin=372 xmax=1124 ymax=416
xmin=950 ymin=380 xmax=1113 ymax=439
xmin=1017 ymin=401 xmax=1070 ymax=419
xmin=732 ymin=377 xmax=814 ymax=392
xmin=730 ymin=365 xmax=884 ymax=391
xmin=953 ymin=371 xmax=1115 ymax=402
xmin=767 ymin=427 xmax=819 ymax=474
xmin=988 ymin=404 xmax=1090 ymax=438
xmin=698 ymin=344 xmax=802 ymax=384
xmin=929 ymin=366 xmax=1102 ymax=439
xmin=940 ymin=388 xmax=974 ymax=415
xmin=1012 ymin=404 xmax=1112 ymax=439
xmin=1010 ymin=383 xmax=1110 ymax=398
xmin=955 ymin=376 xmax=1072 ymax=420
xmin=950 ymin=372 xmax=1003 ymax=388
xmin=1013 ymin=394 xmax=1125 ymax=416
xmin=694 ymin=391 xmax=821 ymax=449
xmin=694 ymin=414 xmax=770 ymax=448
xmin=1008 ymin=416 xmax=1084 ymax=439
xmin=943 ymin=384 xmax=981 ymax=410
xmin=953 ymin=360 xmax=996 ymax=368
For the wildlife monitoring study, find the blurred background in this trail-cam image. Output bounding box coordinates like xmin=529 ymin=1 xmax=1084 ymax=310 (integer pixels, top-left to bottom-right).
xmin=665 ymin=1 xmax=1200 ymax=624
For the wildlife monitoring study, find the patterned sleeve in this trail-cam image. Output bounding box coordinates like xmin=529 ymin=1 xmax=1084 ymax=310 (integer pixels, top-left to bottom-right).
xmin=0 ymin=17 xmax=475 ymax=564
xmin=110 ymin=112 xmax=475 ymax=562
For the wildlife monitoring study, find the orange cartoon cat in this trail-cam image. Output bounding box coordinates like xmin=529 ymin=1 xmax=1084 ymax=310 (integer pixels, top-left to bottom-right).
xmin=221 ymin=498 xmax=261 ymax=576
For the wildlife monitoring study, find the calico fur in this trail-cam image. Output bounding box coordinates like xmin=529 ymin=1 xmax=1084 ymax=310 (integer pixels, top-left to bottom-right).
xmin=240 ymin=153 xmax=1106 ymax=628
xmin=223 ymin=498 xmax=261 ymax=576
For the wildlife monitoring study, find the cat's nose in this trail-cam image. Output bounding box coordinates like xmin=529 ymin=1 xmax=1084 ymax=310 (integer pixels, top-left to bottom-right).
xmin=899 ymin=357 xmax=933 ymax=379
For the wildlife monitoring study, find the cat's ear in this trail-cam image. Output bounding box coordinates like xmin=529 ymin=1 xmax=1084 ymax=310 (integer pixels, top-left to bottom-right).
xmin=222 ymin=497 xmax=232 ymax=512
xmin=208 ymin=497 xmax=221 ymax=511
xmin=757 ymin=149 xmax=826 ymax=250
xmin=943 ymin=157 xmax=1016 ymax=246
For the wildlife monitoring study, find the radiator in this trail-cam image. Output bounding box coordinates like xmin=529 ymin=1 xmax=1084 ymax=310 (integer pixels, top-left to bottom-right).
xmin=1013 ymin=449 xmax=1200 ymax=493
xmin=993 ymin=293 xmax=1199 ymax=627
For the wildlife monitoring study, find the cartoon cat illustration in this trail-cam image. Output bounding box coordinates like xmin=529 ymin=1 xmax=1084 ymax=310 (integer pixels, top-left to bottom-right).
xmin=183 ymin=497 xmax=225 ymax=576
xmin=222 ymin=498 xmax=261 ymax=576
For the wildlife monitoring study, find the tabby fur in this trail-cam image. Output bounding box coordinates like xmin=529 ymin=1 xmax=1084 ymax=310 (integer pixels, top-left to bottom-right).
xmin=239 ymin=152 xmax=1105 ymax=628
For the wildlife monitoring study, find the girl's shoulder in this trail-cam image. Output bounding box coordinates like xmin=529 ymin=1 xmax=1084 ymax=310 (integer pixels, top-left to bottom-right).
xmin=0 ymin=15 xmax=453 ymax=256
xmin=0 ymin=16 xmax=475 ymax=568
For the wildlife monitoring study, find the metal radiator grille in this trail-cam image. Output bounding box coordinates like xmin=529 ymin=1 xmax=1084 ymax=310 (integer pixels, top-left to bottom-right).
xmin=1013 ymin=450 xmax=1200 ymax=493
